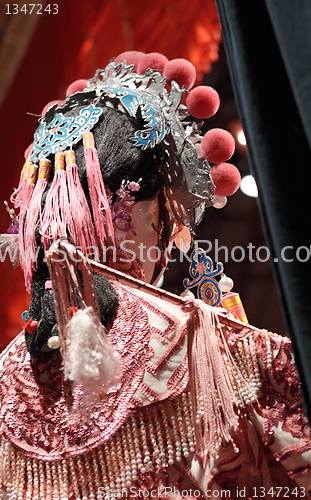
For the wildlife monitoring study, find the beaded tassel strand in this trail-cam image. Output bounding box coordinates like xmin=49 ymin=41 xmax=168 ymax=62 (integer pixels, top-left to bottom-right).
xmin=0 ymin=392 xmax=199 ymax=499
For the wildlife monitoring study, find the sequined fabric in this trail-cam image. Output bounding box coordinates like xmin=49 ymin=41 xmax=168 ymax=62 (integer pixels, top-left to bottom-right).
xmin=0 ymin=283 xmax=189 ymax=460
xmin=204 ymin=329 xmax=311 ymax=498
xmin=1 ymin=291 xmax=311 ymax=498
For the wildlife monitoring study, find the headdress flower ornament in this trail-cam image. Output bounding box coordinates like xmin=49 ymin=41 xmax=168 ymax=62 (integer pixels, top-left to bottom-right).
xmin=110 ymin=180 xmax=141 ymax=244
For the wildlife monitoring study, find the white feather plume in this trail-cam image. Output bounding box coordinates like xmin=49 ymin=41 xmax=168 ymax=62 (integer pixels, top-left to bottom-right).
xmin=65 ymin=306 xmax=120 ymax=393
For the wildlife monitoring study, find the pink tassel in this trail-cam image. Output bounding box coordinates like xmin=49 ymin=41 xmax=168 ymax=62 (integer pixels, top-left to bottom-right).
xmin=65 ymin=150 xmax=98 ymax=254
xmin=83 ymin=132 xmax=115 ymax=249
xmin=184 ymin=298 xmax=239 ymax=466
xmin=23 ymin=159 xmax=51 ymax=289
xmin=23 ymin=163 xmax=39 ymax=207
xmin=10 ymin=159 xmax=31 ymax=208
xmin=18 ymin=163 xmax=38 ymax=291
xmin=40 ymin=153 xmax=70 ymax=251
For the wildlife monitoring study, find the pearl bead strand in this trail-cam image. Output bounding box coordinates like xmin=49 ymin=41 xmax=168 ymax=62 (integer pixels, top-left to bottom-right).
xmin=0 ymin=390 xmax=199 ymax=498
xmin=152 ymin=408 xmax=166 ymax=469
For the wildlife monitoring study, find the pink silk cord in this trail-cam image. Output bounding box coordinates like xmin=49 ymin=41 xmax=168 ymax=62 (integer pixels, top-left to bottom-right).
xmin=65 ymin=150 xmax=98 ymax=253
xmin=40 ymin=153 xmax=71 ymax=251
xmin=184 ymin=297 xmax=240 ymax=466
xmin=83 ymin=132 xmax=115 ymax=248
xmin=23 ymin=160 xmax=51 ymax=291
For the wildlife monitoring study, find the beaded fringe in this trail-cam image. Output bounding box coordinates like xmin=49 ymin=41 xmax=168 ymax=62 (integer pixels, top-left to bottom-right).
xmin=0 ymin=333 xmax=270 ymax=500
xmin=0 ymin=392 xmax=196 ymax=500
xmin=225 ymin=333 xmax=270 ymax=408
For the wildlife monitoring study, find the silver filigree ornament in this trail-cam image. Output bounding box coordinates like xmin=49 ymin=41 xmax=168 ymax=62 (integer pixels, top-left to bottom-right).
xmin=28 ymin=60 xmax=215 ymax=227
xmin=94 ymin=85 xmax=168 ymax=150
xmin=88 ymin=61 xmax=215 ymax=227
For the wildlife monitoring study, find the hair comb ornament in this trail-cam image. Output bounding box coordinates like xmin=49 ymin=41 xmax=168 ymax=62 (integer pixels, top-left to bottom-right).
xmin=29 ymin=103 xmax=103 ymax=163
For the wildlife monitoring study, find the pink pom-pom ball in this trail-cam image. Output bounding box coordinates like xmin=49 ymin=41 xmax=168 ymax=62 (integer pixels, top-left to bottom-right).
xmin=41 ymin=100 xmax=62 ymax=117
xmin=24 ymin=143 xmax=34 ymax=160
xmin=66 ymin=79 xmax=88 ymax=96
xmin=114 ymin=51 xmax=146 ymax=70
xmin=186 ymin=86 xmax=220 ymax=119
xmin=163 ymin=58 xmax=196 ymax=89
xmin=210 ymin=163 xmax=241 ymax=196
xmin=137 ymin=52 xmax=169 ymax=74
xmin=201 ymin=128 xmax=235 ymax=163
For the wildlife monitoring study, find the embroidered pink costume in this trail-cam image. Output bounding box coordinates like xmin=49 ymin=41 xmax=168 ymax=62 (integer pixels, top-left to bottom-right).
xmin=1 ymin=280 xmax=311 ymax=498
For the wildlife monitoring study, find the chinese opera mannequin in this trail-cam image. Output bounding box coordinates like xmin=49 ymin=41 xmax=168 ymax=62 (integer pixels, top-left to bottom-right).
xmin=0 ymin=55 xmax=311 ymax=500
